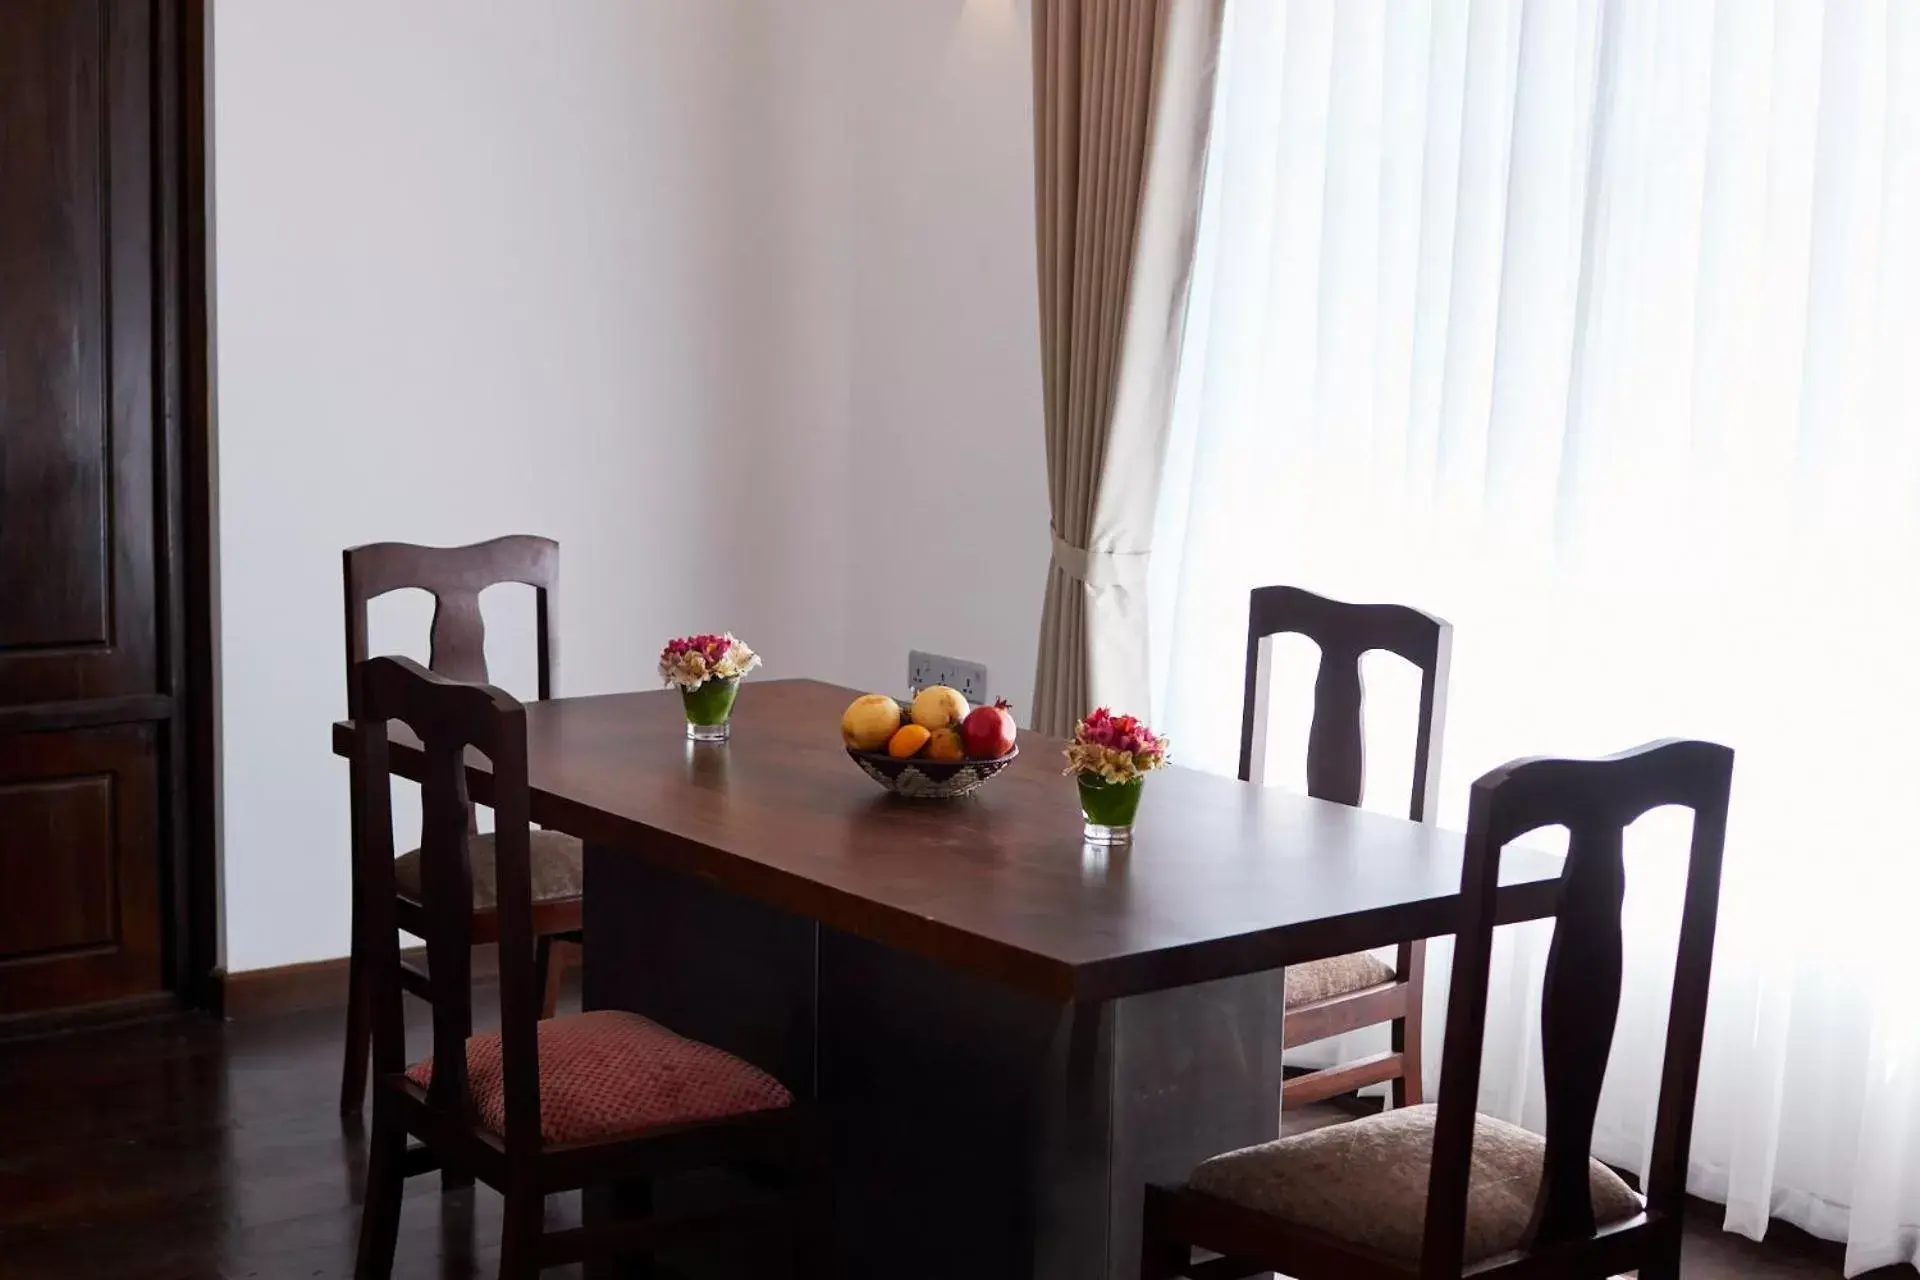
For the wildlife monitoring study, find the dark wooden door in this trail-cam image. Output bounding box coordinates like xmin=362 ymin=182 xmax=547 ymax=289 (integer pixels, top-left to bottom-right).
xmin=0 ymin=0 xmax=181 ymax=1015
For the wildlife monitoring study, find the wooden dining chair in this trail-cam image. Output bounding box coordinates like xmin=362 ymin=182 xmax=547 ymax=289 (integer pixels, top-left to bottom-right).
xmin=1142 ymin=737 xmax=1735 ymax=1280
xmin=351 ymin=656 xmax=828 ymax=1278
xmin=340 ymin=535 xmax=582 ymax=1117
xmin=1238 ymin=585 xmax=1451 ymax=1110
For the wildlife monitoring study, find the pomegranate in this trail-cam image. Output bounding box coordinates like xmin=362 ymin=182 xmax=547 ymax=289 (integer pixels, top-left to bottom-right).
xmin=961 ymin=698 xmax=1018 ymax=760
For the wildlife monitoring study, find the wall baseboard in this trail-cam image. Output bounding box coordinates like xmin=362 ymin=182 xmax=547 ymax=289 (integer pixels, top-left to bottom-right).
xmin=0 ymin=992 xmax=183 ymax=1043
xmin=215 ymin=945 xmax=501 ymax=1020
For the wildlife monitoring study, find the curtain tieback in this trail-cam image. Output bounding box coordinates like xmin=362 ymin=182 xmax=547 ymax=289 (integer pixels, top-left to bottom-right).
xmin=1051 ymin=529 xmax=1150 ymax=590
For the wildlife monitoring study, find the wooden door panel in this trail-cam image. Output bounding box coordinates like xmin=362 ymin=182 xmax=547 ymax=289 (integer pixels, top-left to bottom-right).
xmin=0 ymin=725 xmax=161 ymax=1014
xmin=0 ymin=0 xmax=157 ymax=706
xmin=0 ymin=775 xmax=115 ymax=956
xmin=0 ymin=1 xmax=108 ymax=650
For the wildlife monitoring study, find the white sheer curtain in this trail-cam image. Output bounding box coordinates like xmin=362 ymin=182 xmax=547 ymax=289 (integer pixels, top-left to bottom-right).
xmin=1150 ymin=1 xmax=1920 ymax=1273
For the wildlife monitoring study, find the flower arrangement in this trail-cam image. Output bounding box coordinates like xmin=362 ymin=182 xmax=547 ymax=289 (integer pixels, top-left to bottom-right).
xmin=658 ymin=633 xmax=760 ymax=691
xmin=1062 ymin=708 xmax=1169 ymax=783
xmin=662 ymin=633 xmax=760 ymax=742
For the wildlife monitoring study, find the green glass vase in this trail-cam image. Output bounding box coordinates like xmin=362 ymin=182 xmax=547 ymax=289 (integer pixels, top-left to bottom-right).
xmin=1077 ymin=774 xmax=1144 ymax=844
xmin=682 ymin=676 xmax=739 ymax=742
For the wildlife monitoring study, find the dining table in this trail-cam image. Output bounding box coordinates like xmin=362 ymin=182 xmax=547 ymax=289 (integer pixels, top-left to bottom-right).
xmin=335 ymin=677 xmax=1566 ymax=1280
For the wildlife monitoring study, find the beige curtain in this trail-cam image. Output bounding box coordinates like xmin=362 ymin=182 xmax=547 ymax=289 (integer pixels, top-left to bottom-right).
xmin=1029 ymin=0 xmax=1223 ymax=737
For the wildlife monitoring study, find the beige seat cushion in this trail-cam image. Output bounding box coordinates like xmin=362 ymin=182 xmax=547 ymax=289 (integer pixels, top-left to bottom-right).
xmin=393 ymin=830 xmax=584 ymax=910
xmin=1285 ymin=951 xmax=1397 ymax=1008
xmin=1188 ymin=1104 xmax=1642 ymax=1265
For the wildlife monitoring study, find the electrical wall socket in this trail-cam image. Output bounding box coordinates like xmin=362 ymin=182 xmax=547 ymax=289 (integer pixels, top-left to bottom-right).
xmin=907 ymin=650 xmax=988 ymax=704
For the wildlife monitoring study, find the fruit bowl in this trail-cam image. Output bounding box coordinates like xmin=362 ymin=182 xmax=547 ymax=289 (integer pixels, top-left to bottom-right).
xmin=846 ymin=746 xmax=1019 ymax=799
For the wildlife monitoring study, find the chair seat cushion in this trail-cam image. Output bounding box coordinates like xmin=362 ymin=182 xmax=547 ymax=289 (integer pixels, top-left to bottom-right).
xmin=404 ymin=1010 xmax=793 ymax=1145
xmin=1187 ymin=1104 xmax=1643 ymax=1265
xmin=393 ymin=830 xmax=583 ymax=910
xmin=1285 ymin=951 xmax=1396 ymax=1008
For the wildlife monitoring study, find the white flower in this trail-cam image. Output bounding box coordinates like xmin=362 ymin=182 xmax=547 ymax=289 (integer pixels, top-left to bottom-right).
xmin=712 ymin=639 xmax=761 ymax=680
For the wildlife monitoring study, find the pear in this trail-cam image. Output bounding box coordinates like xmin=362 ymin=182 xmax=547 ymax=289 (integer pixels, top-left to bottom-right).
xmin=841 ymin=694 xmax=903 ymax=752
xmin=910 ymin=685 xmax=969 ymax=730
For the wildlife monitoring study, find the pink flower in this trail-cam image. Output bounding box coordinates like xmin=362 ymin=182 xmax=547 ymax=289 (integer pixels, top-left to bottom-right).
xmin=1064 ymin=707 xmax=1168 ymax=782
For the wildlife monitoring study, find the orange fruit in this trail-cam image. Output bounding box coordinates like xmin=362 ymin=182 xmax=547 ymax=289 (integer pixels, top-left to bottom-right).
xmin=887 ymin=723 xmax=932 ymax=759
xmin=925 ymin=726 xmax=965 ymax=762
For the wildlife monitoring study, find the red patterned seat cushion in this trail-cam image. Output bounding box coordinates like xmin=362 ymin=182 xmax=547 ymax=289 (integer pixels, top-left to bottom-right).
xmin=404 ymin=1010 xmax=793 ymax=1145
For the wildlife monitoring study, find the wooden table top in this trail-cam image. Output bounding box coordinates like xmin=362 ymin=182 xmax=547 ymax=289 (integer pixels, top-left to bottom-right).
xmin=334 ymin=678 xmax=1563 ymax=1001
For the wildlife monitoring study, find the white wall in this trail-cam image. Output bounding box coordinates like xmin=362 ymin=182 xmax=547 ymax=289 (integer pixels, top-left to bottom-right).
xmin=834 ymin=0 xmax=1051 ymax=711
xmin=716 ymin=0 xmax=1049 ymax=707
xmin=212 ymin=0 xmax=1047 ymax=971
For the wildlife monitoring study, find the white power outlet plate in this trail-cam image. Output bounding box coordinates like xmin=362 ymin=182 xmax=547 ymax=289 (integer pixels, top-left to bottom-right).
xmin=907 ymin=650 xmax=989 ymax=704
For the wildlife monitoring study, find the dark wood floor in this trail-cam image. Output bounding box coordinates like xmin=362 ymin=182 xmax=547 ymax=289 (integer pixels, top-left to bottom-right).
xmin=0 ymin=990 xmax=1888 ymax=1279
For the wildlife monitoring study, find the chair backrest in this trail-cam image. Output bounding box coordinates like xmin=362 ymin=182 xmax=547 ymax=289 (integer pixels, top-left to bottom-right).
xmin=1237 ymin=585 xmax=1452 ymax=821
xmin=352 ymin=655 xmax=546 ymax=1154
xmin=342 ymin=535 xmax=560 ymax=719
xmin=1420 ymin=739 xmax=1735 ymax=1277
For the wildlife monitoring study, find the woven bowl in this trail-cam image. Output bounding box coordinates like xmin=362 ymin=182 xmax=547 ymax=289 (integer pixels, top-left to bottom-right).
xmin=846 ymin=745 xmax=1019 ymax=799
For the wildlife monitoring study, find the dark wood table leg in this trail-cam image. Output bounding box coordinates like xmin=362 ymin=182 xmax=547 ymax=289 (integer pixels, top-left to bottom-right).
xmin=820 ymin=931 xmax=1285 ymax=1280
xmin=585 ymin=845 xmax=1285 ymax=1280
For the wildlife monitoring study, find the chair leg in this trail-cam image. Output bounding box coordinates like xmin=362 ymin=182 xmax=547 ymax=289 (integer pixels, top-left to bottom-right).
xmin=614 ymin=1179 xmax=656 ymax=1280
xmin=340 ymin=943 xmax=372 ymax=1117
xmin=1637 ymin=1236 xmax=1683 ymax=1280
xmin=1391 ymin=1011 xmax=1423 ymax=1109
xmin=1139 ymin=1190 xmax=1188 ymax=1280
xmin=438 ymin=1177 xmax=479 ymax=1270
xmin=1392 ymin=944 xmax=1426 ymax=1108
xmin=353 ymin=1096 xmax=406 ymax=1279
xmin=498 ymin=1185 xmax=546 ymax=1280
xmin=534 ymin=934 xmax=561 ymax=1019
xmin=545 ymin=937 xmax=574 ymax=1017
xmin=1140 ymin=1233 xmax=1188 ymax=1279
xmin=791 ymin=1147 xmax=833 ymax=1279
xmin=558 ymin=938 xmax=582 ymax=1006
